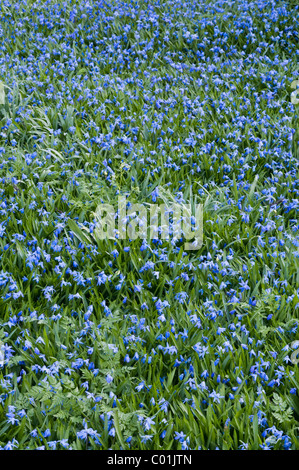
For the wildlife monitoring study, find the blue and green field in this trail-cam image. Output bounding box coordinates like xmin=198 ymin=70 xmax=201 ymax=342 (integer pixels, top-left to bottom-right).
xmin=0 ymin=0 xmax=299 ymax=450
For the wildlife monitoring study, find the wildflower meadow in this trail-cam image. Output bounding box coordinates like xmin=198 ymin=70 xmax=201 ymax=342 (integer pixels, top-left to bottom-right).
xmin=0 ymin=0 xmax=299 ymax=451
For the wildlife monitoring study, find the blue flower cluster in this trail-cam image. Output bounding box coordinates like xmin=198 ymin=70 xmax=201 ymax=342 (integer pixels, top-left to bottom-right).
xmin=0 ymin=0 xmax=298 ymax=450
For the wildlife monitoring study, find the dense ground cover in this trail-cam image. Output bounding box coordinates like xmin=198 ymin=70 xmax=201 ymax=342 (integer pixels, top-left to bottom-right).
xmin=0 ymin=0 xmax=298 ymax=450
